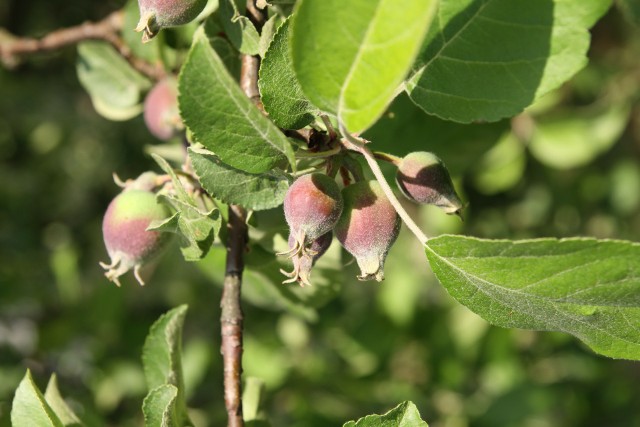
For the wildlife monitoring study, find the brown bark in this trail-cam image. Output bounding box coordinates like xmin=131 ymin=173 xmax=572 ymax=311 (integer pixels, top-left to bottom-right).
xmin=221 ymin=205 xmax=248 ymax=427
xmin=0 ymin=10 xmax=164 ymax=80
xmin=219 ymin=2 xmax=267 ymax=426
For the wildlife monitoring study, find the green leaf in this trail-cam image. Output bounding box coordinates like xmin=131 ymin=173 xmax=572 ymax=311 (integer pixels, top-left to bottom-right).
xmin=471 ymin=131 xmax=526 ymax=194
xmin=242 ymin=377 xmax=266 ymax=422
xmin=290 ymin=0 xmax=438 ymax=133
xmin=11 ymin=370 xmax=64 ymax=427
xmin=77 ymin=41 xmax=151 ymax=121
xmin=219 ymin=0 xmax=261 ymax=55
xmin=149 ymin=154 xmax=221 ymax=261
xmin=190 ymin=148 xmax=291 ymax=211
xmin=156 ymin=195 xmax=220 ymax=261
xmin=259 ymin=17 xmax=317 ymax=129
xmin=343 ymin=401 xmax=428 ymax=427
xmin=209 ymin=35 xmax=242 ymax=81
xmin=258 ymin=14 xmax=281 ymax=58
xmin=142 ymin=384 xmax=179 ymax=427
xmin=142 ymin=305 xmax=191 ymax=425
xmin=528 ymin=102 xmax=631 ymax=170
xmin=44 ymin=375 xmax=83 ymax=427
xmin=407 ymin=0 xmax=612 ymax=123
xmin=179 ymin=30 xmax=295 ymax=173
xmin=425 ymin=235 xmax=640 ymax=360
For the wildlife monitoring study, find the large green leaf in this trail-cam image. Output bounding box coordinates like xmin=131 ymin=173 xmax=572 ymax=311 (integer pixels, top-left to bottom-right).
xmin=425 ymin=235 xmax=640 ymax=360
xmin=259 ymin=17 xmax=317 ymax=129
xmin=11 ymin=370 xmax=63 ymax=427
xmin=190 ymin=149 xmax=291 ymax=210
xmin=142 ymin=305 xmax=191 ymax=425
xmin=407 ymin=0 xmax=612 ymax=123
xmin=343 ymin=401 xmax=428 ymax=427
xmin=179 ymin=30 xmax=295 ymax=173
xmin=290 ymin=0 xmax=438 ymax=133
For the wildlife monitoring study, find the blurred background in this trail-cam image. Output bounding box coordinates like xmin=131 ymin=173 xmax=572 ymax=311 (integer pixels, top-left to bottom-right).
xmin=1 ymin=1 xmax=640 ymax=426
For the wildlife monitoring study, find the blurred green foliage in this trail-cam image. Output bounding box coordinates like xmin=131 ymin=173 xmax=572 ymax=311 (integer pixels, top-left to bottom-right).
xmin=1 ymin=1 xmax=640 ymax=427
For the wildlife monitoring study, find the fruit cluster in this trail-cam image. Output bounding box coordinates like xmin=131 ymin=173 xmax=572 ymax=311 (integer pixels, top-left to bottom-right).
xmin=280 ymin=151 xmax=462 ymax=286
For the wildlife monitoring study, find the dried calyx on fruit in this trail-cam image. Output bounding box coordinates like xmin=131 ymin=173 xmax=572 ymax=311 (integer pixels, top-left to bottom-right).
xmin=143 ymin=77 xmax=182 ymax=141
xmin=100 ymin=175 xmax=171 ymax=286
xmin=281 ymin=173 xmax=342 ymax=261
xmin=136 ymin=0 xmax=207 ymax=43
xmin=281 ymin=232 xmax=332 ymax=287
xmin=395 ymin=151 xmax=463 ymax=216
xmin=335 ymin=180 xmax=400 ymax=282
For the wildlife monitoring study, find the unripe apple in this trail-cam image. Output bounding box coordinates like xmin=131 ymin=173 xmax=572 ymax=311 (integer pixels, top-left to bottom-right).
xmin=395 ymin=151 xmax=463 ymax=215
xmin=100 ymin=189 xmax=171 ymax=286
xmin=282 ymin=231 xmax=332 ymax=287
xmin=335 ymin=181 xmax=400 ymax=282
xmin=143 ymin=78 xmax=181 ymax=141
xmin=136 ymin=0 xmax=207 ymax=42
xmin=283 ymin=173 xmax=342 ymax=257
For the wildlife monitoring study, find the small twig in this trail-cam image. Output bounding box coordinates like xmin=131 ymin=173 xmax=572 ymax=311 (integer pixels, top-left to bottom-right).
xmin=0 ymin=10 xmax=164 ymax=80
xmin=339 ymin=123 xmax=429 ymax=245
xmin=221 ymin=205 xmax=248 ymax=427
xmin=219 ymin=2 xmax=267 ymax=427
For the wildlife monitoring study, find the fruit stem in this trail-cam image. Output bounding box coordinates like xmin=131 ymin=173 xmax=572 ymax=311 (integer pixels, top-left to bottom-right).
xmin=291 ymin=166 xmax=323 ymax=177
xmin=372 ymin=151 xmax=402 ymax=166
xmin=320 ymin=115 xmax=337 ymax=141
xmin=339 ymin=123 xmax=429 ymax=245
xmin=295 ymin=145 xmax=341 ymax=158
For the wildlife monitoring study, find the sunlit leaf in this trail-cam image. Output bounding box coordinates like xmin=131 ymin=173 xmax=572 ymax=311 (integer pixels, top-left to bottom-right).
xmin=407 ymin=0 xmax=612 ymax=123
xmin=343 ymin=401 xmax=428 ymax=427
xmin=44 ymin=375 xmax=83 ymax=427
xmin=290 ymin=0 xmax=438 ymax=133
xmin=11 ymin=370 xmax=63 ymax=427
